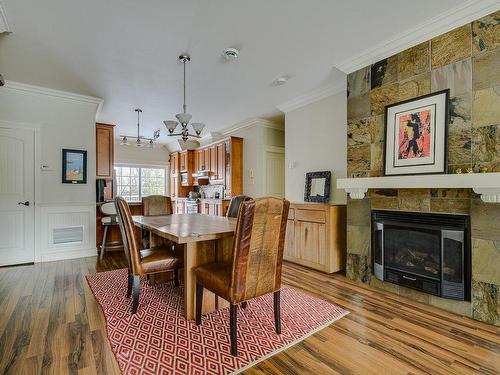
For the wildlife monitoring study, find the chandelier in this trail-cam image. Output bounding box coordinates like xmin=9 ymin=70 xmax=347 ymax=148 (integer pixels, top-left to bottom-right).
xmin=120 ymin=109 xmax=160 ymax=148
xmin=163 ymin=54 xmax=205 ymax=142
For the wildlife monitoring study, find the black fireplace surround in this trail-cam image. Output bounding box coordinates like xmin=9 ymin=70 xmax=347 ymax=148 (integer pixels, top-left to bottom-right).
xmin=371 ymin=210 xmax=471 ymax=301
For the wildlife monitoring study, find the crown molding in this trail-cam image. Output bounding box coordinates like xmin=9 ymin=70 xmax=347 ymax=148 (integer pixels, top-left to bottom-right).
xmin=221 ymin=118 xmax=284 ymax=135
xmin=335 ymin=0 xmax=499 ymax=74
xmin=276 ymin=82 xmax=346 ymax=113
xmin=3 ymin=80 xmax=103 ymax=113
xmin=0 ymin=2 xmax=10 ymax=33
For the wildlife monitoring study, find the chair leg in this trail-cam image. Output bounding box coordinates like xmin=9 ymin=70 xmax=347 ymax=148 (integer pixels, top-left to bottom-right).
xmin=274 ymin=290 xmax=281 ymax=334
xmin=100 ymin=225 xmax=109 ymax=261
xmin=174 ymin=269 xmax=180 ymax=287
xmin=230 ymin=304 xmax=238 ymax=356
xmin=131 ymin=275 xmax=140 ymax=314
xmin=195 ymin=283 xmax=203 ymax=325
xmin=126 ymin=270 xmax=133 ymax=298
xmin=240 ymin=301 xmax=247 ymax=309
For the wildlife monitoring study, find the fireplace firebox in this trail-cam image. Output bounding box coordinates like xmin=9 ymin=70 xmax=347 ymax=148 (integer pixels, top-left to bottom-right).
xmin=371 ymin=210 xmax=470 ymax=301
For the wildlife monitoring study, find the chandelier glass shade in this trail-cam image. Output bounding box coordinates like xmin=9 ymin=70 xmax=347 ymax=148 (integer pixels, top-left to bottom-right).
xmin=120 ymin=109 xmax=160 ymax=149
xmin=163 ymin=54 xmax=205 ymax=142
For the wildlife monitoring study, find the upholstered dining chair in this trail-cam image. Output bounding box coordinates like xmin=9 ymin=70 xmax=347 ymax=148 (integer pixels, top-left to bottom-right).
xmin=142 ymin=195 xmax=173 ymax=216
xmin=99 ymin=202 xmax=119 ymax=261
xmin=195 ymin=197 xmax=290 ymax=356
xmin=115 ymin=196 xmax=184 ymax=314
xmin=226 ymin=194 xmax=252 ymax=218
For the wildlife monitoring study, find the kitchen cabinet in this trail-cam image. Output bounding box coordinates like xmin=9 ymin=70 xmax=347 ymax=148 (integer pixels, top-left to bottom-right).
xmin=284 ymin=203 xmax=346 ymax=273
xmin=209 ymin=146 xmax=217 ymax=180
xmin=96 ymin=123 xmax=115 ymax=179
xmin=170 ymin=152 xmax=179 ymax=175
xmin=169 ymin=136 xmax=243 ymax=200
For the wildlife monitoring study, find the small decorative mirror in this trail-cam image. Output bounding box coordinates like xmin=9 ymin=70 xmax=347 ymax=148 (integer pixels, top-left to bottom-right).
xmin=304 ymin=171 xmax=331 ymax=203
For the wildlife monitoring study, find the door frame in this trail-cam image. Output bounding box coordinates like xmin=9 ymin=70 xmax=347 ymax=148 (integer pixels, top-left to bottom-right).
xmin=0 ymin=120 xmax=41 ymax=263
xmin=262 ymin=145 xmax=285 ymax=198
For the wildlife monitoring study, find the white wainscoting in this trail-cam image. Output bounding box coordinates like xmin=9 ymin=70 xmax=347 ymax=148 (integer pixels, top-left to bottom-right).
xmin=37 ymin=203 xmax=96 ymax=262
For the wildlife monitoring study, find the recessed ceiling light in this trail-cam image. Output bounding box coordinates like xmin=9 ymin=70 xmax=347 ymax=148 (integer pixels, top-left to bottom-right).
xmin=222 ymin=47 xmax=240 ymax=61
xmin=272 ymin=75 xmax=291 ymax=86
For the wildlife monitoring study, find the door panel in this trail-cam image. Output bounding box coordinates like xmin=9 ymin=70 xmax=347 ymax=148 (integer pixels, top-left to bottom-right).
xmin=0 ymin=127 xmax=35 ymax=265
xmin=264 ymin=150 xmax=285 ymax=198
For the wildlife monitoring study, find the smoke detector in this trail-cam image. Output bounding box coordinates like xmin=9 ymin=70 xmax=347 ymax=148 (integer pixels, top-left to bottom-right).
xmin=272 ymin=75 xmax=291 ymax=87
xmin=222 ymin=47 xmax=240 ymax=61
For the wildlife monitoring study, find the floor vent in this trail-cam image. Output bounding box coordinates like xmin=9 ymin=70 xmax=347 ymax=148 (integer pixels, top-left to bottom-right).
xmin=52 ymin=226 xmax=84 ymax=245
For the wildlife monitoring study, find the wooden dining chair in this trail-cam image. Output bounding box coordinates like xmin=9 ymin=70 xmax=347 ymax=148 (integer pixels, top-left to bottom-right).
xmin=195 ymin=197 xmax=290 ymax=356
xmin=115 ymin=196 xmax=184 ymax=314
xmin=226 ymin=195 xmax=252 ymax=218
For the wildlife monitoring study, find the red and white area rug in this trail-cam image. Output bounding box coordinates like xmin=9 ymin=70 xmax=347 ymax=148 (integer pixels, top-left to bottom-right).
xmin=86 ymin=269 xmax=348 ymax=375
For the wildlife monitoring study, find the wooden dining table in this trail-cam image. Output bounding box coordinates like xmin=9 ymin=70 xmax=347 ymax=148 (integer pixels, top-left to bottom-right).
xmin=132 ymin=213 xmax=237 ymax=320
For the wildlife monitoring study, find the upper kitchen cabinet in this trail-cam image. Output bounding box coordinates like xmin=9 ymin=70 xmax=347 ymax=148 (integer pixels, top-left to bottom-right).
xmin=180 ymin=150 xmax=195 ymax=186
xmin=170 ymin=152 xmax=179 ymax=175
xmin=96 ymin=123 xmax=115 ymax=179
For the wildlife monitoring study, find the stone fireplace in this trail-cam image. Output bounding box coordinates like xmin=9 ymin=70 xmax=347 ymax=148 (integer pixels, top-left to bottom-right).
xmin=344 ymin=10 xmax=499 ymax=326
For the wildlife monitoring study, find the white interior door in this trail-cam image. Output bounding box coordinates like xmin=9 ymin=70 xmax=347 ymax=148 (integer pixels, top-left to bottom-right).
xmin=264 ymin=148 xmax=285 ymax=198
xmin=0 ymin=127 xmax=35 ymax=265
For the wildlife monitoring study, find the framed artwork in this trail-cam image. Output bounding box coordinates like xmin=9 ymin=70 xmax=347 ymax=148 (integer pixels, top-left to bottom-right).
xmin=384 ymin=89 xmax=449 ymax=176
xmin=62 ymin=149 xmax=87 ymax=184
xmin=304 ymin=171 xmax=331 ymax=203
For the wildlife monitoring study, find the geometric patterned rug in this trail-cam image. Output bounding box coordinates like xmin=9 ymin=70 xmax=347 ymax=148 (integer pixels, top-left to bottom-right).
xmin=86 ymin=268 xmax=349 ymax=375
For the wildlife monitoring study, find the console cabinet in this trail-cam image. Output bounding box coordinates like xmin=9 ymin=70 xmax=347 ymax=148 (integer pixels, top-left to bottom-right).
xmin=284 ymin=203 xmax=346 ymax=273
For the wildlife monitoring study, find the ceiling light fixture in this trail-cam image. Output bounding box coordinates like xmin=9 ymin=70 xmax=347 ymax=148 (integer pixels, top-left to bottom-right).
xmin=163 ymin=54 xmax=205 ymax=142
xmin=120 ymin=109 xmax=160 ymax=148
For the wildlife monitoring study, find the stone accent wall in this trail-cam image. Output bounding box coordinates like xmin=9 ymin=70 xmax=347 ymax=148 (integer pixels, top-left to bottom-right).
xmin=346 ymin=11 xmax=500 ymax=325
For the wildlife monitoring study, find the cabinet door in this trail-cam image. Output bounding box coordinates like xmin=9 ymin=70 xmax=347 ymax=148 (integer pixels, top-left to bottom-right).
xmin=96 ymin=125 xmax=114 ymax=178
xmin=194 ymin=150 xmax=200 ymax=173
xmin=217 ymin=143 xmax=225 ymax=180
xmin=203 ymin=148 xmax=210 ymax=171
xmin=170 ymin=175 xmax=178 ymax=198
xmin=209 ymin=146 xmax=217 ymax=180
xmin=284 ymin=220 xmax=295 ymax=258
xmin=295 ymin=221 xmax=326 ymax=267
xmin=180 ymin=152 xmax=186 ymax=171
xmin=170 ymin=153 xmax=178 ymax=175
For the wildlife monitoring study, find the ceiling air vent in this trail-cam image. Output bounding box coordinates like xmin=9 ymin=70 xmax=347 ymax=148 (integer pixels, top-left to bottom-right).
xmin=52 ymin=226 xmax=84 ymax=245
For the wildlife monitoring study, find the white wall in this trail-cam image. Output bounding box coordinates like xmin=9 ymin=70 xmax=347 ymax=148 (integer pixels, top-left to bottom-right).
xmin=285 ymin=92 xmax=347 ymax=204
xmin=225 ymin=120 xmax=284 ymax=198
xmin=0 ymin=82 xmax=101 ymax=261
xmin=115 ymin=139 xmax=170 ymax=166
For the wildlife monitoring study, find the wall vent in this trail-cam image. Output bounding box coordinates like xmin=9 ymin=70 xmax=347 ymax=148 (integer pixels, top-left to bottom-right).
xmin=52 ymin=226 xmax=84 ymax=245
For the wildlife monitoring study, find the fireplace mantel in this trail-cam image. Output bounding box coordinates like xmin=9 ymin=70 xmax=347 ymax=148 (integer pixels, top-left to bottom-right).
xmin=337 ymin=173 xmax=500 ymax=203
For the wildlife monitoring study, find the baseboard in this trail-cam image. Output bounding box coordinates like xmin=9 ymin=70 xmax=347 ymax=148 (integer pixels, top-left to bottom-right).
xmin=40 ymin=248 xmax=97 ymax=262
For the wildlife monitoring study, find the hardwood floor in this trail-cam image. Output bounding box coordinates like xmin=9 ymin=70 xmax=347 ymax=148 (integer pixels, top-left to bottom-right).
xmin=0 ymin=253 xmax=498 ymax=374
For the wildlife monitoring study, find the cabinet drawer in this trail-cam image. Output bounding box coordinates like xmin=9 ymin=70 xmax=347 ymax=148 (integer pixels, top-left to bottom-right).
xmin=295 ymin=209 xmax=326 ymax=223
xmin=288 ymin=208 xmax=295 ymax=220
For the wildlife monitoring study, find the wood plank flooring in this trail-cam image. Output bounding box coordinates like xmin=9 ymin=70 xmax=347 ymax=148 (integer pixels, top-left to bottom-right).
xmin=0 ymin=253 xmax=498 ymax=374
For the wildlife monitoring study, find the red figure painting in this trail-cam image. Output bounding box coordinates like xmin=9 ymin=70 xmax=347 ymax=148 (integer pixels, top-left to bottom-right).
xmin=398 ymin=109 xmax=431 ymax=159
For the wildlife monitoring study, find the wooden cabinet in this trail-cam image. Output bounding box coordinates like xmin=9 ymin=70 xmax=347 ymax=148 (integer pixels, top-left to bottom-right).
xmin=284 ymin=203 xmax=346 ymax=273
xmin=168 ymin=136 xmax=243 ymax=201
xmin=199 ymin=199 xmax=228 ymax=216
xmin=96 ymin=123 xmax=115 ymax=178
xmin=170 ymin=152 xmax=179 ymax=175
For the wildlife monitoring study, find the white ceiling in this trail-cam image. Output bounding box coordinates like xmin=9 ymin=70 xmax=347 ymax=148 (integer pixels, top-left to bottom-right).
xmin=0 ymin=0 xmax=470 ymax=141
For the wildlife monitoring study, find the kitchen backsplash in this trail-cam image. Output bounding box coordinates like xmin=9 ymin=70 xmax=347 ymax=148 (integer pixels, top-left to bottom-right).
xmin=197 ymin=184 xmax=224 ymax=199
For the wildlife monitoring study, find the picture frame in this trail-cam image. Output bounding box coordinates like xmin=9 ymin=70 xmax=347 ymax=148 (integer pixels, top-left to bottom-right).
xmin=304 ymin=171 xmax=331 ymax=203
xmin=62 ymin=149 xmax=87 ymax=184
xmin=384 ymin=89 xmax=449 ymax=176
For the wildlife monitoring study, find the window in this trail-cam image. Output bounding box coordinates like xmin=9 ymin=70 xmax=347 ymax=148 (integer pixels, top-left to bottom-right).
xmin=114 ymin=165 xmax=166 ymax=202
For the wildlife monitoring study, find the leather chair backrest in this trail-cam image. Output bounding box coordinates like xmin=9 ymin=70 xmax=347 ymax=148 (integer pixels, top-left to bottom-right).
xmin=142 ymin=195 xmax=173 ymax=216
xmin=226 ymin=195 xmax=252 ymax=218
xmin=115 ymin=196 xmax=142 ymax=275
xmin=229 ymin=197 xmax=290 ymax=302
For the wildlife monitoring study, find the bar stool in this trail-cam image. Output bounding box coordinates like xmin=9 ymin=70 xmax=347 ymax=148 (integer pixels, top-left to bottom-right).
xmin=100 ymin=201 xmax=119 ymax=260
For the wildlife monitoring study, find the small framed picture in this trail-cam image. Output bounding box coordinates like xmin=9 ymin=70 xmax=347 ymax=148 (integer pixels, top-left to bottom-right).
xmin=384 ymin=89 xmax=449 ymax=176
xmin=62 ymin=149 xmax=87 ymax=184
